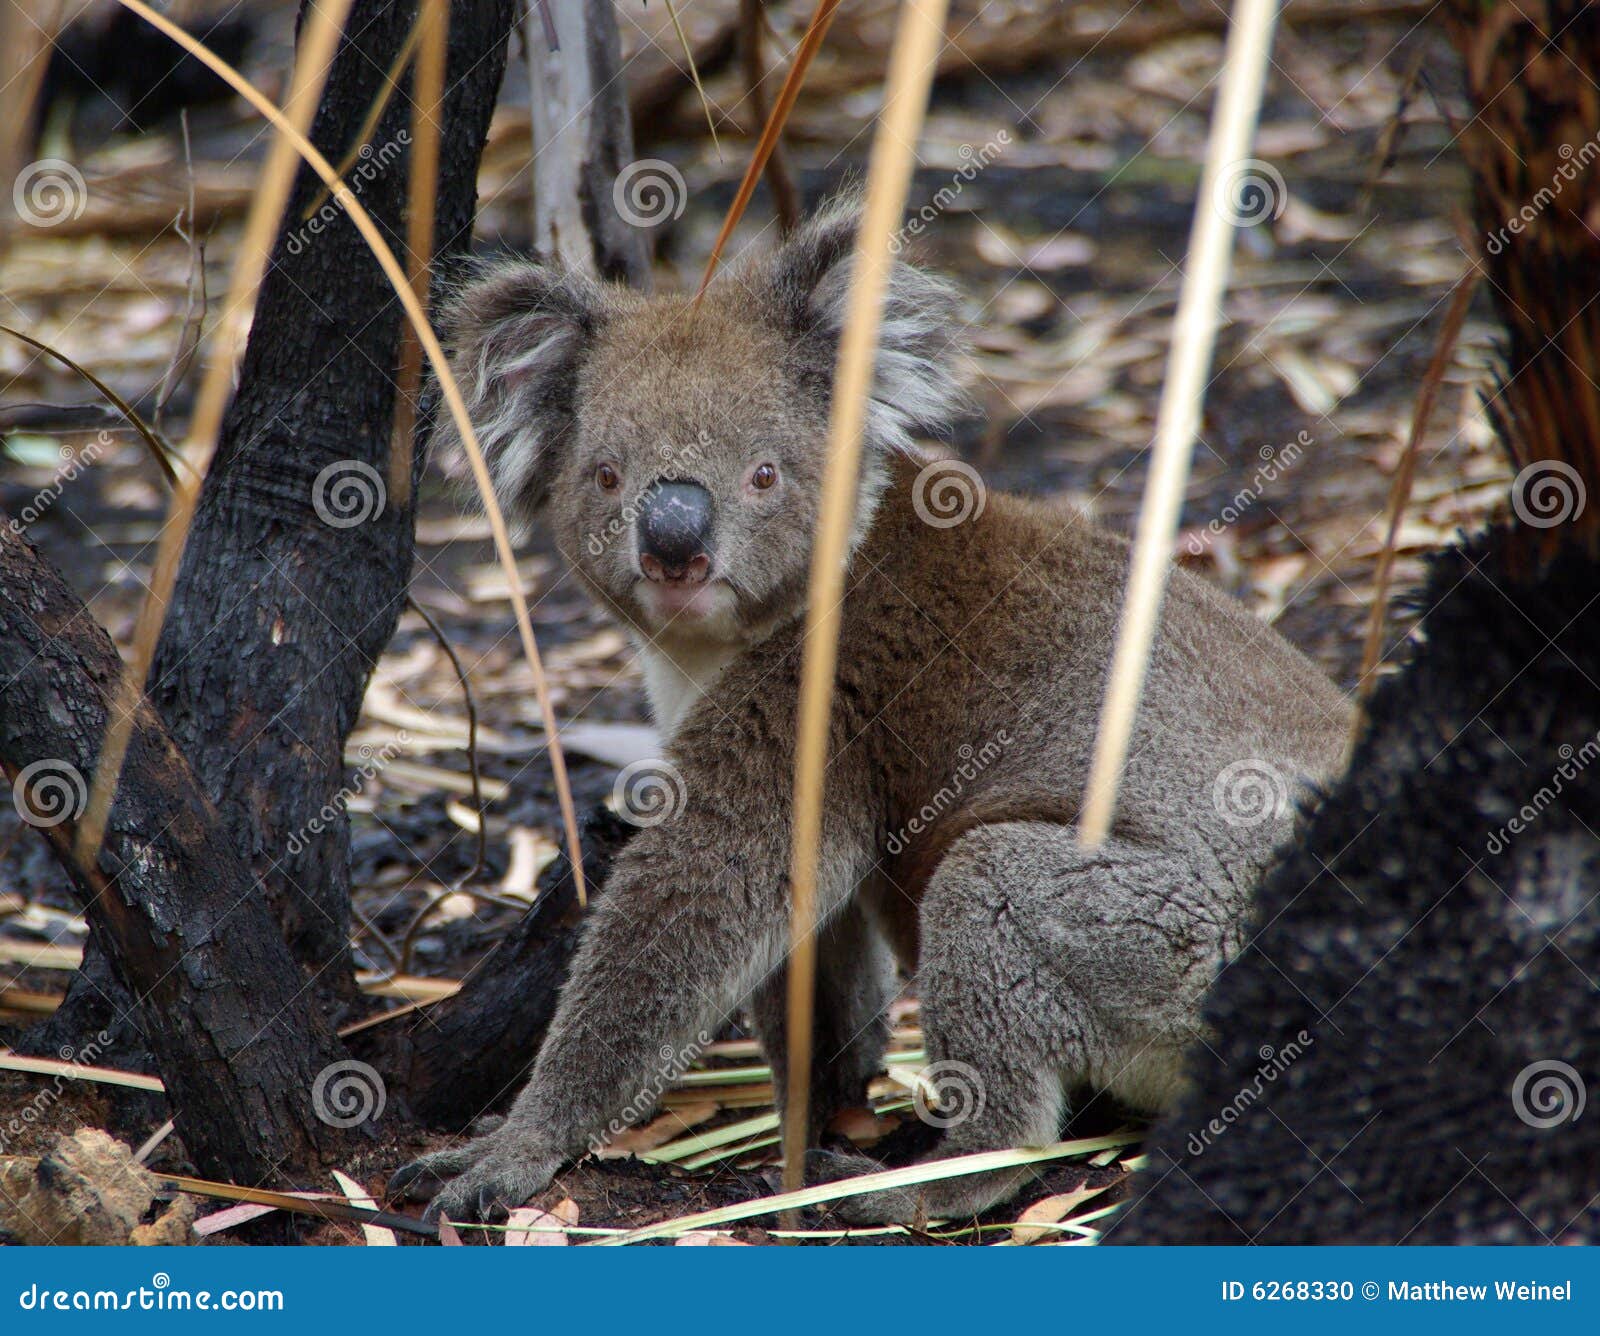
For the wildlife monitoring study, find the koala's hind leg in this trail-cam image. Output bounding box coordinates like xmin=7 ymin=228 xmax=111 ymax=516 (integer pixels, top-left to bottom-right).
xmin=750 ymin=894 xmax=898 ymax=1145
xmin=832 ymin=822 xmax=1230 ymax=1226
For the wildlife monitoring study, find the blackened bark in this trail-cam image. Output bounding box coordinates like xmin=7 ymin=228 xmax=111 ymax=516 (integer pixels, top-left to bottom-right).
xmin=145 ymin=0 xmax=516 ymax=994
xmin=391 ymin=808 xmax=633 ymax=1127
xmin=0 ymin=525 xmax=350 ymax=1183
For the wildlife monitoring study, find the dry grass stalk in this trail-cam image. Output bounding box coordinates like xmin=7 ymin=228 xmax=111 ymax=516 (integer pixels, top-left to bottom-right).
xmin=0 ymin=0 xmax=57 ymax=257
xmin=76 ymin=0 xmax=356 ymax=868
xmin=1355 ymin=265 xmax=1480 ymax=715
xmin=389 ymin=0 xmax=447 ymax=509
xmin=781 ymin=0 xmax=951 ymax=1198
xmin=1077 ymin=0 xmax=1282 ymax=848
xmin=696 ymin=0 xmax=843 ymax=296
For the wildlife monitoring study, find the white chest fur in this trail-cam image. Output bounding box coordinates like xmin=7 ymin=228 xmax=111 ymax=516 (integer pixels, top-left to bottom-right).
xmin=635 ymin=637 xmax=742 ymax=742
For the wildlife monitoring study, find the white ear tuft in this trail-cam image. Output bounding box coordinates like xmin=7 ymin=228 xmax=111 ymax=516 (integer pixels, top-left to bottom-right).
xmin=760 ymin=196 xmax=970 ymax=451
xmin=431 ymin=260 xmax=604 ymax=534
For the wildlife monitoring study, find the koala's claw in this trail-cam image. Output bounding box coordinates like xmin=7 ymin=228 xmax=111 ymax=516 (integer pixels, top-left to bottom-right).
xmin=386 ymin=1145 xmax=478 ymax=1202
xmin=390 ymin=1138 xmax=559 ymax=1230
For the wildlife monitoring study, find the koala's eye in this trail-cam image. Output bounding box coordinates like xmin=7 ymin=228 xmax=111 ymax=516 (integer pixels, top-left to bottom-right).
xmin=751 ymin=462 xmax=778 ymax=491
xmin=595 ymin=463 xmax=621 ymax=492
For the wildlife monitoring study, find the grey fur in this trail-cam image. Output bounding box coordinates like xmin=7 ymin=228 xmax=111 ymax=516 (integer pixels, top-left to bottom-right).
xmin=390 ymin=202 xmax=1351 ymax=1227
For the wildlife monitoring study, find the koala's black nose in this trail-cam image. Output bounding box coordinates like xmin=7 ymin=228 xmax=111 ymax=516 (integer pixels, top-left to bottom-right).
xmin=638 ymin=479 xmax=714 ymax=582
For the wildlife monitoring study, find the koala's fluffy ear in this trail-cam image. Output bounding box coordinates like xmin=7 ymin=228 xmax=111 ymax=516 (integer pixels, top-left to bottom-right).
xmin=760 ymin=197 xmax=968 ymax=450
xmin=432 ymin=261 xmax=604 ymax=529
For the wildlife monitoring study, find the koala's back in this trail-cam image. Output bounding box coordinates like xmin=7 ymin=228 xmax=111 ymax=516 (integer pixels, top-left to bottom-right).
xmin=847 ymin=455 xmax=1345 ymax=817
xmin=688 ymin=450 xmax=1349 ymax=880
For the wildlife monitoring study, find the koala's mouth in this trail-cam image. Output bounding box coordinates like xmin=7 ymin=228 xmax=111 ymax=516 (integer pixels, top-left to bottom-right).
xmin=634 ymin=575 xmax=736 ymax=629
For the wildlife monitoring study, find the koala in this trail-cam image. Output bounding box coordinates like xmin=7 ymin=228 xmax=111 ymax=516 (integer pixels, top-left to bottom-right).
xmin=388 ymin=199 xmax=1352 ymax=1226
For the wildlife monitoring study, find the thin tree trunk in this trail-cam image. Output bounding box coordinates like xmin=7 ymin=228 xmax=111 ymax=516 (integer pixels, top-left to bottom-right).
xmin=0 ymin=526 xmax=350 ymax=1184
xmin=21 ymin=0 xmax=518 ymax=1171
xmin=526 ymin=0 xmax=652 ymax=285
xmin=144 ymin=0 xmax=515 ymax=1000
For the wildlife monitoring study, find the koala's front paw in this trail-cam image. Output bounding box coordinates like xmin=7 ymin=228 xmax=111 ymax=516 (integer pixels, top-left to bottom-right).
xmin=387 ymin=1135 xmax=560 ymax=1227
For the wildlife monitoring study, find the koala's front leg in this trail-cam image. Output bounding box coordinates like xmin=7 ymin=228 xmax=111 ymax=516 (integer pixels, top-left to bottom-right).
xmin=390 ymin=807 xmax=860 ymax=1224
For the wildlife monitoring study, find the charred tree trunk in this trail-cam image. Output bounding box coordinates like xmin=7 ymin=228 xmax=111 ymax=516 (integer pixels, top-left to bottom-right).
xmin=0 ymin=526 xmax=350 ymax=1184
xmin=139 ymin=0 xmax=514 ymax=995
xmin=1112 ymin=0 xmax=1600 ymax=1245
xmin=15 ymin=0 xmax=518 ymax=1175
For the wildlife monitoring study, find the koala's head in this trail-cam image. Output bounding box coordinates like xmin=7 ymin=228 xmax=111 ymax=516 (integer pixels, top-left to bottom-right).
xmin=434 ymin=200 xmax=966 ymax=648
